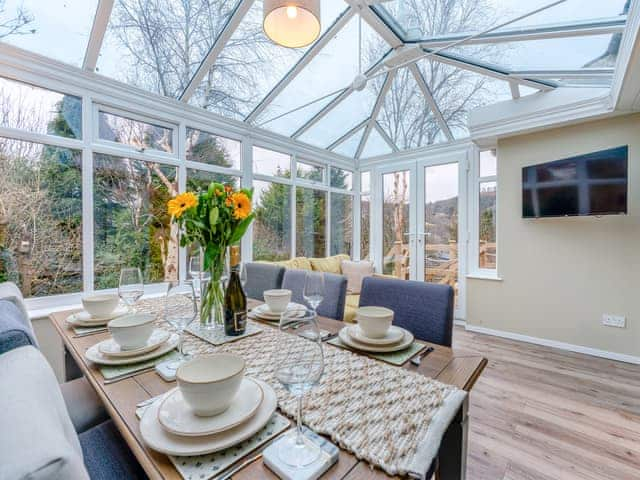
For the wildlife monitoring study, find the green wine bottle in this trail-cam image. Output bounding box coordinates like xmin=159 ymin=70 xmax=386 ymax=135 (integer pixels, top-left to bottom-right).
xmin=224 ymin=245 xmax=247 ymax=336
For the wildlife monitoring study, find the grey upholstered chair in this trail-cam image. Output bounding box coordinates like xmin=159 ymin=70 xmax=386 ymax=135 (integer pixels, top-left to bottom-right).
xmin=244 ymin=262 xmax=285 ymax=300
xmin=282 ymin=269 xmax=347 ymax=321
xmin=359 ymin=277 xmax=454 ymax=346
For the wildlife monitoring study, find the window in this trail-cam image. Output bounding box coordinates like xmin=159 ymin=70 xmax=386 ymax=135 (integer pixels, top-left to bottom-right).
xmin=296 ymin=187 xmax=326 ymax=257
xmin=0 ymin=138 xmax=82 ymax=296
xmin=330 ymin=167 xmax=353 ymax=190
xmin=330 ymin=193 xmax=352 ymax=256
xmin=360 ymin=171 xmax=371 ymax=193
xmin=0 ymin=77 xmax=82 ymax=139
xmin=476 ymin=150 xmax=497 ymax=271
xmin=98 ymin=110 xmax=174 ymax=153
xmin=252 ymin=180 xmax=291 ymax=261
xmin=253 ymin=146 xmax=291 ymax=178
xmin=360 ymin=171 xmax=371 ymax=260
xmin=296 ymin=160 xmax=324 ymax=183
xmin=93 ymin=153 xmax=178 ymax=288
xmin=186 ymin=128 xmax=241 ymax=170
xmin=187 ymin=169 xmax=239 ymax=193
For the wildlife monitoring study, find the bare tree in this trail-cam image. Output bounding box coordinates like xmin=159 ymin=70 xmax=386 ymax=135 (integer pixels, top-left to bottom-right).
xmin=0 ymin=0 xmax=34 ymax=39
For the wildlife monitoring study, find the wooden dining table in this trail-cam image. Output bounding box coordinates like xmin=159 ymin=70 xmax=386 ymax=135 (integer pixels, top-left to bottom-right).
xmin=50 ymin=300 xmax=486 ymax=480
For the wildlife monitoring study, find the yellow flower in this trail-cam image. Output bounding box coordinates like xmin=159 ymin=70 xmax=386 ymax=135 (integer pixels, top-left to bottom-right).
xmin=167 ymin=192 xmax=198 ymax=218
xmin=214 ymin=187 xmax=224 ymax=197
xmin=230 ymin=192 xmax=251 ymax=220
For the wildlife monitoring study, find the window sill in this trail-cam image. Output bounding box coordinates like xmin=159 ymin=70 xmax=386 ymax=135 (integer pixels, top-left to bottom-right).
xmin=466 ymin=272 xmax=503 ymax=281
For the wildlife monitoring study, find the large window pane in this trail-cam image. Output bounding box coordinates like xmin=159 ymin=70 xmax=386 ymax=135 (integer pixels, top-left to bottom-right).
xmin=382 ymin=170 xmax=410 ymax=278
xmin=297 ymin=160 xmax=324 ymax=183
xmin=360 ymin=194 xmax=370 ymax=260
xmin=99 ymin=111 xmax=174 ymax=153
xmin=94 ymin=154 xmax=178 ymax=288
xmin=296 ymin=187 xmax=326 ymax=257
xmin=253 ymin=146 xmax=291 ymax=178
xmin=0 ymin=77 xmax=82 ymax=139
xmin=0 ymin=138 xmax=82 ymax=296
xmin=330 ymin=167 xmax=353 ymax=190
xmin=330 ymin=193 xmax=352 ymax=256
xmin=187 ymin=169 xmax=239 ymax=193
xmin=253 ymin=180 xmax=291 ymax=261
xmin=186 ymin=128 xmax=241 ymax=170
xmin=479 ymin=181 xmax=497 ymax=269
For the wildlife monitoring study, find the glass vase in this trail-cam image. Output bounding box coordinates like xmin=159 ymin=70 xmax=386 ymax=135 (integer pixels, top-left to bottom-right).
xmin=199 ymin=248 xmax=227 ymax=330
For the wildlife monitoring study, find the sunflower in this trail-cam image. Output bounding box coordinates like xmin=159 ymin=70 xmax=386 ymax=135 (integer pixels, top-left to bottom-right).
xmin=167 ymin=192 xmax=198 ymax=218
xmin=230 ymin=192 xmax=251 ymax=220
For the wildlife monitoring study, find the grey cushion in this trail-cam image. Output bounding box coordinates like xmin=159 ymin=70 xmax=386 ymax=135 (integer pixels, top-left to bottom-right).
xmin=0 ymin=346 xmax=89 ymax=480
xmin=359 ymin=277 xmax=454 ymax=346
xmin=0 ymin=281 xmax=31 ymax=333
xmin=60 ymin=377 xmax=110 ymax=434
xmin=79 ymin=420 xmax=147 ymax=479
xmin=244 ymin=263 xmax=285 ymax=301
xmin=282 ymin=269 xmax=347 ymax=321
xmin=0 ymin=299 xmax=37 ymax=355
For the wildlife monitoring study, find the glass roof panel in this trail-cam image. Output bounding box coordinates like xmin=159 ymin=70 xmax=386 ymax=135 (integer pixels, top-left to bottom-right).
xmin=298 ymin=81 xmax=381 ymax=148
xmin=97 ymin=0 xmax=241 ymax=98
xmin=255 ymin=14 xmax=387 ymax=134
xmin=0 ymin=0 xmax=97 ymax=66
xmin=360 ymin=127 xmax=392 ymax=159
xmin=377 ymin=67 xmax=441 ymax=151
xmin=332 ymin=127 xmax=364 ymax=158
xmin=189 ymin=0 xmax=348 ymax=120
xmin=418 ymin=59 xmax=513 ymax=139
xmin=373 ymin=0 xmax=628 ymax=42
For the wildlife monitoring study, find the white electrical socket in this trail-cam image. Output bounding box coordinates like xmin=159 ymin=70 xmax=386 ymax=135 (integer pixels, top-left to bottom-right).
xmin=602 ymin=314 xmax=626 ymax=328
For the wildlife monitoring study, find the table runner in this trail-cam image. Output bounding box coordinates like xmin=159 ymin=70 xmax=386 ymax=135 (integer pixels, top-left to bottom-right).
xmin=135 ymin=298 xmax=466 ymax=479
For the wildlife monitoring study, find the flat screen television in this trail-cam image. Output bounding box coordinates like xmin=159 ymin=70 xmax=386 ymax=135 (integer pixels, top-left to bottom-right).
xmin=522 ymin=146 xmax=628 ymax=218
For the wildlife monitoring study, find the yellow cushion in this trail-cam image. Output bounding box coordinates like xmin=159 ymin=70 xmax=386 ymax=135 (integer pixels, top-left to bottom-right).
xmin=309 ymin=254 xmax=350 ymax=274
xmin=270 ymin=257 xmax=312 ymax=271
xmin=344 ymin=294 xmax=360 ymax=323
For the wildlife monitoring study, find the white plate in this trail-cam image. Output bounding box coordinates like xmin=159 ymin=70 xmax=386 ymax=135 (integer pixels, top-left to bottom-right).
xmin=347 ymin=325 xmax=405 ymax=346
xmin=98 ymin=329 xmax=170 ymax=358
xmin=251 ymin=303 xmax=306 ymax=320
xmin=141 ymin=378 xmax=277 ymax=456
xmin=85 ymin=333 xmax=179 ymax=366
xmin=338 ymin=327 xmax=414 ymax=353
xmin=158 ymin=378 xmax=264 ymax=437
xmin=66 ymin=306 xmax=130 ymax=327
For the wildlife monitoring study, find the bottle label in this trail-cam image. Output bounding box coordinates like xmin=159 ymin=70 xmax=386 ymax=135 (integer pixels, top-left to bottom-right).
xmin=225 ymin=309 xmax=247 ymax=336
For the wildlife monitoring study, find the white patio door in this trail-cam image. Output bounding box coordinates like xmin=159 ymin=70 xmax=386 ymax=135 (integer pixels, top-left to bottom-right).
xmin=374 ymin=152 xmax=466 ymax=319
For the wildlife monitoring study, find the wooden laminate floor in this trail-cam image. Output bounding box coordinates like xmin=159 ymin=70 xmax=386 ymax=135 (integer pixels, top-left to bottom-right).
xmin=452 ymin=326 xmax=640 ymax=480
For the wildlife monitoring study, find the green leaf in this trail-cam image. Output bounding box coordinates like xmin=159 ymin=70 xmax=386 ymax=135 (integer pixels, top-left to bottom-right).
xmin=209 ymin=207 xmax=219 ymax=226
xmin=229 ymin=213 xmax=255 ymax=244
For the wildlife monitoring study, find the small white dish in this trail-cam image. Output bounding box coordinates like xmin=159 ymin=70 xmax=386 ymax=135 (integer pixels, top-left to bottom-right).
xmin=356 ymin=306 xmax=394 ymax=339
xmin=263 ymin=289 xmax=292 ymax=314
xmin=177 ymin=354 xmax=245 ymax=417
xmin=99 ymin=329 xmax=170 ymax=358
xmin=66 ymin=307 xmax=130 ymax=327
xmin=348 ymin=325 xmax=404 ymax=346
xmin=82 ymin=293 xmax=120 ymax=317
xmin=338 ymin=326 xmax=414 ymax=353
xmin=140 ymin=378 xmax=277 ymax=456
xmin=158 ymin=378 xmax=263 ymax=436
xmin=108 ymin=313 xmax=155 ymax=350
xmin=85 ymin=333 xmax=179 ymax=366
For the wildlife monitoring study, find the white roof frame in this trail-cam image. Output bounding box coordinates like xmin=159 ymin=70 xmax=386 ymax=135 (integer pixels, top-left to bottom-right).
xmin=83 ymin=0 xmax=114 ymax=71
xmin=409 ymin=63 xmax=454 ymax=140
xmin=355 ymin=70 xmax=395 ymax=159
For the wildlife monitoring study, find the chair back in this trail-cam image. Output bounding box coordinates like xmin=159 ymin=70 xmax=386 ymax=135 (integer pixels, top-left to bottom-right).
xmin=282 ymin=269 xmax=347 ymax=321
xmin=0 ymin=299 xmax=37 ymax=355
xmin=359 ymin=277 xmax=454 ymax=346
xmin=244 ymin=263 xmax=285 ymax=301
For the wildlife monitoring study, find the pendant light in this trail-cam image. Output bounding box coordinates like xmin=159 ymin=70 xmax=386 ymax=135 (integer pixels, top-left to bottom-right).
xmin=263 ymin=0 xmax=321 ymax=48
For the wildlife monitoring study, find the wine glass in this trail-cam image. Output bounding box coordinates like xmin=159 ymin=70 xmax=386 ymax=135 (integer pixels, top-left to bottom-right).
xmin=118 ymin=267 xmax=144 ymax=311
xmin=239 ymin=262 xmax=247 ymax=288
xmin=274 ymin=308 xmax=324 ymax=468
xmin=164 ymin=281 xmax=197 ymax=370
xmin=303 ymin=272 xmax=324 ymax=313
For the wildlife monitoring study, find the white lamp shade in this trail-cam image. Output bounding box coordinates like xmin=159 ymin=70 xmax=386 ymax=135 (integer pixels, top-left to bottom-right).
xmin=263 ymin=0 xmax=321 ymax=48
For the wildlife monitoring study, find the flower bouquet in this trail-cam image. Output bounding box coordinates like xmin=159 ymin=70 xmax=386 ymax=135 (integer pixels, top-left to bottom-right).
xmin=168 ymin=183 xmax=254 ymax=328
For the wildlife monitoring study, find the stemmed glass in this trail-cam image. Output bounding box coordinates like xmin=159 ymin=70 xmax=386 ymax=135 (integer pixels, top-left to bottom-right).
xmin=118 ymin=267 xmax=144 ymax=311
xmin=275 ymin=308 xmax=325 ymax=467
xmin=164 ymin=281 xmax=197 ymax=370
xmin=303 ymin=272 xmax=325 ymax=313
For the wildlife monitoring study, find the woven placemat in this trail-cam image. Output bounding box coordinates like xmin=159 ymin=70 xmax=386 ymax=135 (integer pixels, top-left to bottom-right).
xmin=327 ymin=336 xmax=426 ymax=366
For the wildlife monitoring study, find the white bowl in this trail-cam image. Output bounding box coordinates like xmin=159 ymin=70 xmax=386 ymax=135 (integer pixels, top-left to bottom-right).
xmin=177 ymin=354 xmax=246 ymax=417
xmin=263 ymin=289 xmax=292 ymax=314
xmin=107 ymin=313 xmax=155 ymax=351
xmin=356 ymin=306 xmax=394 ymax=339
xmin=82 ymin=294 xmax=119 ymax=318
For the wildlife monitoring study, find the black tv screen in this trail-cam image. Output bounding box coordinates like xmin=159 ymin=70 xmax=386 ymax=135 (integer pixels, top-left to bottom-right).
xmin=522 ymin=146 xmax=628 ymax=218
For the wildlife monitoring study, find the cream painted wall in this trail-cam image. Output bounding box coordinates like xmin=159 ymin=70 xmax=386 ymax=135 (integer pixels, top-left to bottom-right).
xmin=467 ymin=113 xmax=640 ymax=358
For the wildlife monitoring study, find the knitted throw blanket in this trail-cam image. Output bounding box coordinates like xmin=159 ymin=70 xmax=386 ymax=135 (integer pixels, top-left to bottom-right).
xmin=136 ymin=298 xmax=467 ymax=478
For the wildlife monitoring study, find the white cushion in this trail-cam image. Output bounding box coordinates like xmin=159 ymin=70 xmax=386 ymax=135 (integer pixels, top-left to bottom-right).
xmin=0 ymin=346 xmax=89 ymax=480
xmin=341 ymin=260 xmax=374 ymax=294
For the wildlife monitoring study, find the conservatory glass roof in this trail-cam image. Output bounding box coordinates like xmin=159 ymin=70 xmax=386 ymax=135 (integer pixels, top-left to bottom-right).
xmin=0 ymin=0 xmax=630 ymax=161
